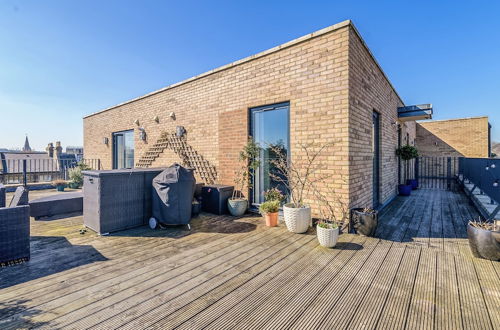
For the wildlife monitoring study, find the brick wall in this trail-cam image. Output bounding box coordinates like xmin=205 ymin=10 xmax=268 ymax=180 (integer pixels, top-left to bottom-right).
xmin=416 ymin=117 xmax=490 ymax=158
xmin=348 ymin=27 xmax=415 ymax=208
xmin=84 ymin=22 xmax=351 ymax=213
xmin=83 ymin=20 xmax=411 ymax=216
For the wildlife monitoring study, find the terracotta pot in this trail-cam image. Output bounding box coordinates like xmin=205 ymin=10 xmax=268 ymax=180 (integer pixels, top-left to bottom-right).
xmin=264 ymin=212 xmax=278 ymax=227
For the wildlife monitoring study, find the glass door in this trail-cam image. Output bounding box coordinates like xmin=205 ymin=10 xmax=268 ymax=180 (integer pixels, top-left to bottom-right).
xmin=113 ymin=130 xmax=135 ymax=169
xmin=250 ymin=102 xmax=290 ymax=205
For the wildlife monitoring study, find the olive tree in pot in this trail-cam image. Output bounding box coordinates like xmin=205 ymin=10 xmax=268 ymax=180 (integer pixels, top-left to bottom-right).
xmin=258 ymin=188 xmax=284 ymax=227
xmin=396 ymin=145 xmax=419 ymax=196
xmin=467 ymin=220 xmax=500 ymax=261
xmin=314 ymin=186 xmax=348 ymax=248
xmin=269 ymin=143 xmax=332 ymax=234
xmin=228 ymin=139 xmax=261 ymax=216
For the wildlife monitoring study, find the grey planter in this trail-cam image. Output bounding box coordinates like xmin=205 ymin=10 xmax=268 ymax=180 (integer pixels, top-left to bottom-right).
xmin=228 ymin=198 xmax=248 ymax=216
xmin=467 ymin=224 xmax=500 ymax=261
xmin=351 ymin=208 xmax=378 ymax=236
xmin=83 ymin=168 xmax=165 ymax=234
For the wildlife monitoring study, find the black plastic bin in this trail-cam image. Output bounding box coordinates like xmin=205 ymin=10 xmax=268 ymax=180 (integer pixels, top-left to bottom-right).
xmin=201 ymin=184 xmax=234 ymax=215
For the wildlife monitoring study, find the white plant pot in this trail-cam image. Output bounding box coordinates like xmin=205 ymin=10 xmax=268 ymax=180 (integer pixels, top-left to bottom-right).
xmin=317 ymin=225 xmax=339 ymax=248
xmin=228 ymin=198 xmax=248 ymax=216
xmin=283 ymin=203 xmax=311 ymax=233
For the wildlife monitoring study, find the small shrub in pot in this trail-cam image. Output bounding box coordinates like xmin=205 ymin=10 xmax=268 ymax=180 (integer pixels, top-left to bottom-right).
xmin=68 ymin=162 xmax=91 ymax=189
xmin=52 ymin=179 xmax=66 ymax=192
xmin=314 ymin=185 xmax=348 ymax=248
xmin=228 ymin=139 xmax=261 ymax=216
xmin=316 ymin=221 xmax=339 ymax=248
xmin=259 ymin=200 xmax=280 ymax=227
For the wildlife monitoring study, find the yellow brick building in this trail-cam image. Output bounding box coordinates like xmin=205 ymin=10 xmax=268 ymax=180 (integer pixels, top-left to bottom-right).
xmin=83 ymin=20 xmax=429 ymax=213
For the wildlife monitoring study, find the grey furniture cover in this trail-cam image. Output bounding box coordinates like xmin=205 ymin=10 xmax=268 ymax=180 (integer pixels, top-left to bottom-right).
xmin=152 ymin=164 xmax=196 ymax=225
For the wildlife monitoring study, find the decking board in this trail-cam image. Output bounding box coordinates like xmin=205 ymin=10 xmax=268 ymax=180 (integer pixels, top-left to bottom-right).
xmin=0 ymin=189 xmax=498 ymax=329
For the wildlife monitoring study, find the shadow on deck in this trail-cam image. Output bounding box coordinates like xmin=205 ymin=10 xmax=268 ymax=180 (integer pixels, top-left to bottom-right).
xmin=0 ymin=236 xmax=107 ymax=289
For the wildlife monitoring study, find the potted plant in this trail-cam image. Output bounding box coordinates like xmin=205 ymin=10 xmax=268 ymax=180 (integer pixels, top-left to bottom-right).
xmin=258 ymin=188 xmax=284 ymax=227
xmin=228 ymin=139 xmax=261 ymax=216
xmin=396 ymin=145 xmax=419 ymax=195
xmin=314 ymin=186 xmax=348 ymax=247
xmin=68 ymin=162 xmax=91 ymax=189
xmin=259 ymin=200 xmax=280 ymax=227
xmin=467 ymin=220 xmax=500 ymax=261
xmin=351 ymin=207 xmax=378 ymax=236
xmin=317 ymin=221 xmax=339 ymax=248
xmin=52 ymin=179 xmax=66 ymax=192
xmin=270 ymin=143 xmax=332 ymax=234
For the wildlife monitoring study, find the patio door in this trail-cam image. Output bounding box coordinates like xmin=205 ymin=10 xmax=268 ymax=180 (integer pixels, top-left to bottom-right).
xmin=250 ymin=102 xmax=290 ymax=206
xmin=112 ymin=130 xmax=135 ymax=169
xmin=372 ymin=111 xmax=381 ymax=208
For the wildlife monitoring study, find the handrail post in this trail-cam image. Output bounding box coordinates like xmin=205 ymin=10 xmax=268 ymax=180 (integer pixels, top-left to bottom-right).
xmin=23 ymin=159 xmax=27 ymax=187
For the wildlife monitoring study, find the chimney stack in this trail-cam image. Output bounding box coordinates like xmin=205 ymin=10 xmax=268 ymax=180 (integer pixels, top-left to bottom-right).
xmin=55 ymin=141 xmax=62 ymax=159
xmin=46 ymin=143 xmax=54 ymax=158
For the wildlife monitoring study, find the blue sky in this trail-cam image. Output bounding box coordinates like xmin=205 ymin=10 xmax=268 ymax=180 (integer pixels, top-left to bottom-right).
xmin=1 ymin=0 xmax=499 ymax=151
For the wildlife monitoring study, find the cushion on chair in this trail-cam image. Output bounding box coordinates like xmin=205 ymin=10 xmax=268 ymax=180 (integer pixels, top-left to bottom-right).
xmin=9 ymin=186 xmax=29 ymax=207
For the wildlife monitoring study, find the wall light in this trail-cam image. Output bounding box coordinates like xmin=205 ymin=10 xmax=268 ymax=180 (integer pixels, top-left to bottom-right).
xmin=153 ymin=115 xmax=159 ymax=123
xmin=134 ymin=119 xmax=140 ymax=126
xmin=103 ymin=137 xmax=109 ymax=145
xmin=138 ymin=127 xmax=147 ymax=141
xmin=176 ymin=126 xmax=186 ymax=138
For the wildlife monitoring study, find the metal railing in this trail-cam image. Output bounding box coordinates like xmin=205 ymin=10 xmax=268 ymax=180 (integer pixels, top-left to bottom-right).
xmin=459 ymin=158 xmax=500 ymax=213
xmin=416 ymin=157 xmax=460 ymax=190
xmin=0 ymin=158 xmax=101 ymax=185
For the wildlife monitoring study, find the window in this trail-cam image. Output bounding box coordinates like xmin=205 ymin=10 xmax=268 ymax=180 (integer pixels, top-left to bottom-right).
xmin=112 ymin=130 xmax=134 ymax=169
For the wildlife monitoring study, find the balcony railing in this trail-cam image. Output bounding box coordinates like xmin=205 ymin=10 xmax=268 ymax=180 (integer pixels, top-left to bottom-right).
xmin=459 ymin=157 xmax=500 ymax=220
xmin=0 ymin=158 xmax=101 ymax=185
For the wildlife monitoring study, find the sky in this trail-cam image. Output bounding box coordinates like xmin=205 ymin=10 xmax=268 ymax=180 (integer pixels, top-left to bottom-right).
xmin=1 ymin=0 xmax=499 ymax=151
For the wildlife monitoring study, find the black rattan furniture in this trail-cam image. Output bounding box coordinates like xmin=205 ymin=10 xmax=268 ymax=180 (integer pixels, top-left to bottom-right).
xmin=83 ymin=168 xmax=165 ymax=234
xmin=0 ymin=205 xmax=30 ymax=266
xmin=29 ymin=192 xmax=83 ymax=220
xmin=0 ymin=184 xmax=5 ymax=208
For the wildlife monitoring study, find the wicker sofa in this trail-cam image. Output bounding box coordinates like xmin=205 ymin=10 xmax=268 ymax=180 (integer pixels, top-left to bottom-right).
xmin=0 ymin=186 xmax=30 ymax=266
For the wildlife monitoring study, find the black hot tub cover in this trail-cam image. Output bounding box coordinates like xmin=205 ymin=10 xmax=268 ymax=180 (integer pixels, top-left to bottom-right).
xmin=152 ymin=163 xmax=196 ymax=225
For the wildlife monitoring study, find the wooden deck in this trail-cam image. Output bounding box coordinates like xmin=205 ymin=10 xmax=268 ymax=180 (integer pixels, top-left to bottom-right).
xmin=0 ymin=189 xmax=499 ymax=329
